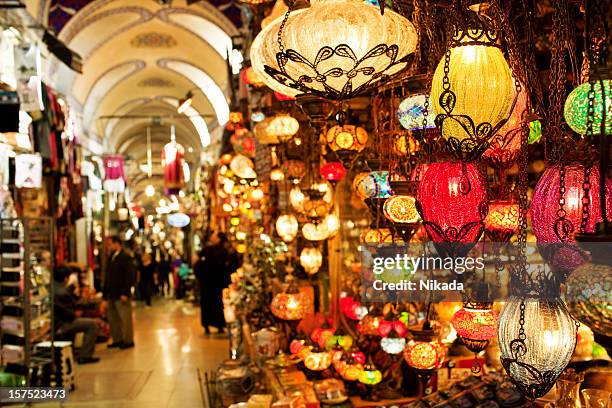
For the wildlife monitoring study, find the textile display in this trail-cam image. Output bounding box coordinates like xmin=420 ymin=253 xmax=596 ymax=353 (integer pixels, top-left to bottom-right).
xmin=14 ymin=153 xmax=42 ymax=188
xmin=13 ymin=42 xmax=44 ymax=112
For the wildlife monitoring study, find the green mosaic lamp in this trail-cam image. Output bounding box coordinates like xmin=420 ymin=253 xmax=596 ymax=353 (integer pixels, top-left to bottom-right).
xmin=564 ymin=80 xmax=612 ymax=135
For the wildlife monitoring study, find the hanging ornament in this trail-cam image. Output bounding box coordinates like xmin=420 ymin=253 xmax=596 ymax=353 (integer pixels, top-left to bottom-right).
xmin=564 ymin=80 xmax=612 ymax=135
xmin=270 ymin=283 xmax=311 ymax=321
xmin=360 ymin=228 xmax=394 ymax=245
xmin=498 ymin=299 xmax=577 ymax=399
xmin=326 ymin=125 xmax=368 ymax=167
xmin=531 ymin=164 xmax=612 ymax=272
xmin=416 ymin=162 xmax=488 ymax=258
xmin=267 ymin=114 xmax=300 ymax=142
xmin=484 ymin=200 xmax=520 ymax=242
xmin=398 ymin=93 xmax=436 ymax=131
xmin=230 ymin=155 xmax=257 ymax=179
xmin=404 ymin=326 xmax=446 ymax=371
xmin=565 ymin=262 xmax=611 ymax=338
xmin=162 ymin=138 xmax=185 ymax=194
xmin=250 ymin=0 xmax=418 ymax=99
xmin=451 ymin=301 xmax=498 ymax=371
xmin=431 ymin=19 xmax=515 ymax=161
xmin=300 ymin=246 xmax=323 ymax=275
xmin=320 ymin=162 xmax=347 ymax=184
xmin=353 ymin=171 xmax=392 ymax=200
xmin=276 ymin=214 xmax=299 ymax=242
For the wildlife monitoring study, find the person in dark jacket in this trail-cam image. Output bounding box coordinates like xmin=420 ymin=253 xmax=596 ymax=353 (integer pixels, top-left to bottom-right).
xmin=54 ymin=266 xmax=100 ymax=364
xmin=104 ymin=236 xmax=136 ymax=349
xmin=138 ymin=252 xmax=157 ymax=307
xmin=194 ymin=232 xmax=240 ymax=334
xmin=157 ymin=253 xmax=171 ymax=297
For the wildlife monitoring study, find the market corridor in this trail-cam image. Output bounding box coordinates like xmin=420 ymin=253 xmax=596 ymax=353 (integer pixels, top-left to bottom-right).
xmin=44 ymin=301 xmax=227 ymax=407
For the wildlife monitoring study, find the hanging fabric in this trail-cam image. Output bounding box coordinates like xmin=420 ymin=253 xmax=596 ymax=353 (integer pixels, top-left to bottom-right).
xmin=103 ymin=154 xmax=126 ymax=193
xmin=14 ymin=153 xmax=43 ymax=188
xmin=162 ymin=140 xmax=185 ymax=193
xmin=13 ymin=42 xmax=44 ymax=112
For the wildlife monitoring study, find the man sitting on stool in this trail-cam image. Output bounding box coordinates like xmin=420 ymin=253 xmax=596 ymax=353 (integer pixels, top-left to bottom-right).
xmin=54 ymin=266 xmax=101 ymax=364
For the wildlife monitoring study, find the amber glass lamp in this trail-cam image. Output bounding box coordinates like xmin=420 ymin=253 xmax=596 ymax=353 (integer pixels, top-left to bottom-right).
xmin=484 ymin=200 xmax=519 ymax=242
xmin=270 ymin=284 xmax=311 ymax=321
xmin=300 ymin=246 xmax=323 ymax=275
xmin=303 ymin=348 xmax=333 ymax=371
xmin=404 ymin=328 xmax=446 ymax=372
xmin=267 ymin=114 xmax=300 ymax=142
xmin=276 ymin=214 xmax=299 ymax=242
xmin=431 ymin=26 xmax=515 ymax=160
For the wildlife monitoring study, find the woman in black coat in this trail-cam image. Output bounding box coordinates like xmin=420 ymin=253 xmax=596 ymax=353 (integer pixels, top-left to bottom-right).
xmin=194 ymin=232 xmax=239 ymax=334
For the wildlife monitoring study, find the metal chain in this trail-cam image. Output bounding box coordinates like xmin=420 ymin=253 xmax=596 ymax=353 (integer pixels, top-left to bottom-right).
xmin=580 ymin=165 xmax=593 ymax=233
xmin=276 ymin=0 xmax=295 ymax=54
xmin=557 ymin=164 xmax=568 ymax=223
xmin=518 ymin=300 xmax=526 ymax=341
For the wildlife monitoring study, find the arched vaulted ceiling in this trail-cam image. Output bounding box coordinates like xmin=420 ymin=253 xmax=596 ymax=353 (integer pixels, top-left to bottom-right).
xmin=30 ymin=0 xmax=240 ymax=201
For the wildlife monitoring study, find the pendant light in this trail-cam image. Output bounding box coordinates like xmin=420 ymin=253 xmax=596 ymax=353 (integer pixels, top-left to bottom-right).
xmin=431 ymin=16 xmax=516 ymax=161
xmin=498 ymin=298 xmax=577 ymax=399
xmin=250 ymin=0 xmax=418 ymax=99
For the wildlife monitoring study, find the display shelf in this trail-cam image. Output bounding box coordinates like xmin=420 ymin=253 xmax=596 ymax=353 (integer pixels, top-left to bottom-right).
xmin=0 ymin=217 xmax=54 ymax=387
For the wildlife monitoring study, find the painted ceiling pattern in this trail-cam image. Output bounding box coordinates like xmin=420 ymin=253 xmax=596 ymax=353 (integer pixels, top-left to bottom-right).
xmin=48 ymin=0 xmax=243 ymax=34
xmin=130 ymin=32 xmax=178 ymax=48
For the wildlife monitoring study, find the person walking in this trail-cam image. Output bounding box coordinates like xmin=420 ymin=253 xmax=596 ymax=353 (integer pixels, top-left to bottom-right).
xmin=104 ymin=236 xmax=136 ymax=349
xmin=194 ymin=232 xmax=239 ymax=334
xmin=53 ymin=266 xmax=101 ymax=364
xmin=138 ymin=252 xmax=157 ymax=307
xmin=157 ymin=253 xmax=171 ymax=297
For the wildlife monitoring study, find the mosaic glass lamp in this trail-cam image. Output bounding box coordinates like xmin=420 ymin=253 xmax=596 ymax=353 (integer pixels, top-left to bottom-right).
xmin=564 ymin=80 xmax=612 ymax=135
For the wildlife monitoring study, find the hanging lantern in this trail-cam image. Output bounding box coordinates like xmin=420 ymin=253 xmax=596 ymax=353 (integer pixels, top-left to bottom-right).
xmin=353 ymin=171 xmax=392 ymax=200
xmin=226 ymin=112 xmax=244 ymax=131
xmin=484 ymin=200 xmax=520 ymax=242
xmin=357 ymin=313 xmax=383 ymax=336
xmin=482 ymin=86 xmax=528 ymax=169
xmin=326 ymin=125 xmax=368 ymax=155
xmin=360 ymin=228 xmax=394 ymax=245
xmin=528 ymin=120 xmax=543 ymax=144
xmin=498 ymin=299 xmax=577 ymax=399
xmin=230 ymin=155 xmax=257 ymax=179
xmin=320 ymin=162 xmax=347 ymax=183
xmin=431 ymin=25 xmax=515 ymax=161
xmin=276 ymin=214 xmax=299 ymax=242
xmin=240 ymin=66 xmax=265 ymax=87
xmin=564 ymin=80 xmax=612 ymax=135
xmin=267 ymin=114 xmax=300 ymax=142
xmin=254 ymin=118 xmax=280 ymax=145
xmin=323 ymin=214 xmax=340 ymax=237
xmin=250 ymin=0 xmax=418 ymax=99
xmin=231 ymin=128 xmax=256 ymax=158
xmin=531 ymin=164 xmax=612 ymax=271
xmin=451 ymin=302 xmax=499 ymax=352
xmin=392 ymin=133 xmax=420 ymax=156
xmin=404 ymin=327 xmax=446 ymax=371
xmin=300 ymin=246 xmax=323 ymax=275
xmin=416 ymin=162 xmax=487 ymax=258
xmin=302 ymin=222 xmax=330 ymax=241
xmin=270 ymin=167 xmax=285 ymax=182
xmin=397 ymin=93 xmax=436 ymax=131
xmin=340 ymin=296 xmax=367 ymax=320
xmin=384 ymin=195 xmax=420 ymax=225
xmin=297 ymin=179 xmax=334 ymax=218
xmin=303 ymin=349 xmax=333 ymax=371
xmin=357 ymin=359 xmax=383 ymax=385
xmin=565 ymin=262 xmax=611 ymax=337
xmin=282 ymin=160 xmax=306 ymax=183
xmin=381 ymin=337 xmax=407 ymax=355
xmin=270 ymin=287 xmax=311 ymax=321
xmin=290 ymin=337 xmax=309 ymax=355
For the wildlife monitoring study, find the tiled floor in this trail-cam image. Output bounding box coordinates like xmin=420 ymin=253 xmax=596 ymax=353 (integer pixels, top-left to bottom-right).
xmin=40 ymin=299 xmax=228 ymax=407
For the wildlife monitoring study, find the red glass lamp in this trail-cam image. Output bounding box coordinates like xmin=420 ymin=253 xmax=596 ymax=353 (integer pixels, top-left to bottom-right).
xmin=531 ymin=164 xmax=612 ymax=272
xmin=451 ymin=302 xmax=499 ymax=352
xmin=320 ymin=161 xmax=347 ymax=184
xmin=281 ymin=159 xmax=306 ymax=183
xmin=311 ymin=324 xmax=336 ymax=348
xmin=484 ymin=200 xmax=519 ymax=242
xmin=416 ymin=162 xmax=488 ymax=258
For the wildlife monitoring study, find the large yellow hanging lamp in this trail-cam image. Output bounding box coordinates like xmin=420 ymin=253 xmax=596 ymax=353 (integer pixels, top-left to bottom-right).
xmin=250 ymin=0 xmax=418 ymax=99
xmin=431 ymin=21 xmax=516 ymax=161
